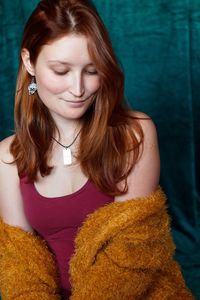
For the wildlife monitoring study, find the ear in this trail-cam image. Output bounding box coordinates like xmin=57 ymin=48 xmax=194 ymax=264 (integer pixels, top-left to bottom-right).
xmin=21 ymin=48 xmax=35 ymax=76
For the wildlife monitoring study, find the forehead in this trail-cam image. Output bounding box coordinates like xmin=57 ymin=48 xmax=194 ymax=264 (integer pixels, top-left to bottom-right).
xmin=37 ymin=34 xmax=92 ymax=65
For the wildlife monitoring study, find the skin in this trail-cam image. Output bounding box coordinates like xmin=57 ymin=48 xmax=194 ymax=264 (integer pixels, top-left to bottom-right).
xmin=22 ymin=34 xmax=100 ymax=138
xmin=0 ymin=33 xmax=160 ymax=232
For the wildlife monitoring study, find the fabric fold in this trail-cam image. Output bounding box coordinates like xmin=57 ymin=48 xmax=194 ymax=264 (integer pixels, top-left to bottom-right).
xmin=0 ymin=219 xmax=61 ymax=299
xmin=0 ymin=187 xmax=195 ymax=299
xmin=69 ymin=187 xmax=195 ymax=299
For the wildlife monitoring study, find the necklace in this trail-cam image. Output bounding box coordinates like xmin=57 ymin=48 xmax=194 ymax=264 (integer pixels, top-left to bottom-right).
xmin=52 ymin=128 xmax=81 ymax=165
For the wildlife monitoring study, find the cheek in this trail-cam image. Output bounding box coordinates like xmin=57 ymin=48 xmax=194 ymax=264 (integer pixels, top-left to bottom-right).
xmin=87 ymin=77 xmax=100 ymax=92
xmin=36 ymin=72 xmax=67 ymax=94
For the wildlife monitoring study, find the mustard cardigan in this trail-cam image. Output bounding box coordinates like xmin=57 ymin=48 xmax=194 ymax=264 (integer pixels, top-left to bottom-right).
xmin=0 ymin=187 xmax=195 ymax=299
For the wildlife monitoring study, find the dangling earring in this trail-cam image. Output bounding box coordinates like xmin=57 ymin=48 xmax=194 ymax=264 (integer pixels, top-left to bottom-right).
xmin=28 ymin=77 xmax=37 ymax=95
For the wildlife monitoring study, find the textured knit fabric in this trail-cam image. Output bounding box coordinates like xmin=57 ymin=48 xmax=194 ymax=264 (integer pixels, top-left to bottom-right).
xmin=69 ymin=187 xmax=194 ymax=300
xmin=0 ymin=219 xmax=61 ymax=299
xmin=19 ymin=177 xmax=114 ymax=298
xmin=0 ymin=187 xmax=195 ymax=299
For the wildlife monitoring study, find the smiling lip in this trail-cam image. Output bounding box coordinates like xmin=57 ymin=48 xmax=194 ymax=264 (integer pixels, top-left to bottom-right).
xmin=59 ymin=94 xmax=94 ymax=103
xmin=64 ymin=99 xmax=86 ymax=103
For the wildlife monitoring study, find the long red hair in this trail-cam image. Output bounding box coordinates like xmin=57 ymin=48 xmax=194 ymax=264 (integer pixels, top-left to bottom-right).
xmin=10 ymin=0 xmax=143 ymax=195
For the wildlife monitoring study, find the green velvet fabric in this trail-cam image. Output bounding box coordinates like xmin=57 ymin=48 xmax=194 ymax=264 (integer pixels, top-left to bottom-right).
xmin=0 ymin=0 xmax=199 ymax=299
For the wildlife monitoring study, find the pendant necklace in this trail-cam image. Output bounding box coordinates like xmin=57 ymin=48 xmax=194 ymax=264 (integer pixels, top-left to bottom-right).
xmin=52 ymin=128 xmax=81 ymax=166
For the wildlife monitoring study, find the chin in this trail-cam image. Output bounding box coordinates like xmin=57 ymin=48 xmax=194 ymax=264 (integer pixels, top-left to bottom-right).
xmin=61 ymin=110 xmax=87 ymax=120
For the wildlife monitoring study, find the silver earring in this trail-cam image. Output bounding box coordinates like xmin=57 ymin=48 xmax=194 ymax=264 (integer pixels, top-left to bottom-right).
xmin=28 ymin=77 xmax=37 ymax=95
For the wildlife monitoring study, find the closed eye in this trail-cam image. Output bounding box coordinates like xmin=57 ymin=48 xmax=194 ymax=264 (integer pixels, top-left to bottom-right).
xmin=52 ymin=69 xmax=98 ymax=76
xmin=53 ymin=70 xmax=69 ymax=76
xmin=85 ymin=70 xmax=98 ymax=75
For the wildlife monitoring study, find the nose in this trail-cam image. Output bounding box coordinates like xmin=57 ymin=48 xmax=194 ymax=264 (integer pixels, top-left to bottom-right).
xmin=68 ymin=73 xmax=85 ymax=98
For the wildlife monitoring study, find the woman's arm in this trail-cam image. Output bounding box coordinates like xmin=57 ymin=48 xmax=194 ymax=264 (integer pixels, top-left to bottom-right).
xmin=115 ymin=111 xmax=160 ymax=202
xmin=0 ymin=136 xmax=34 ymax=231
xmin=0 ymin=136 xmax=61 ymax=299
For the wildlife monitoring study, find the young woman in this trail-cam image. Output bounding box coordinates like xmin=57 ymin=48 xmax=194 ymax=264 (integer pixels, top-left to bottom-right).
xmin=0 ymin=0 xmax=194 ymax=299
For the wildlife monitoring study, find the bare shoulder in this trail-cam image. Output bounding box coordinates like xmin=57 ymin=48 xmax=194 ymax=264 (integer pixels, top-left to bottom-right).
xmin=129 ymin=110 xmax=157 ymax=138
xmin=0 ymin=135 xmax=34 ymax=233
xmin=0 ymin=135 xmax=18 ymax=184
xmin=128 ymin=110 xmax=159 ymax=153
xmin=115 ymin=110 xmax=160 ymax=202
xmin=0 ymin=134 xmax=15 ymax=162
xmin=0 ymin=135 xmax=17 ymax=183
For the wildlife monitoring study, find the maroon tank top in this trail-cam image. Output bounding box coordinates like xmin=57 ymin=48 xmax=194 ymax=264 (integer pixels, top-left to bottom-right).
xmin=20 ymin=177 xmax=114 ymax=299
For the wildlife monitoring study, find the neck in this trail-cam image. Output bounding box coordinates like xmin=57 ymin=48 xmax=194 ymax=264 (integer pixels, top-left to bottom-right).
xmin=52 ymin=114 xmax=82 ymax=143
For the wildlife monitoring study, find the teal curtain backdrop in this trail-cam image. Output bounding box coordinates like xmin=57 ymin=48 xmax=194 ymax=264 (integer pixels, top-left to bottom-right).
xmin=0 ymin=0 xmax=200 ymax=299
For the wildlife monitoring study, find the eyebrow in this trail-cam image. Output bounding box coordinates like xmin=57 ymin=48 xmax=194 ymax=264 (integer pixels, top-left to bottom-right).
xmin=48 ymin=60 xmax=95 ymax=66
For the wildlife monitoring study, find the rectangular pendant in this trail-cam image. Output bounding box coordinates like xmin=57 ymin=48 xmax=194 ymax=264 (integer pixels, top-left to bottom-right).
xmin=63 ymin=148 xmax=72 ymax=165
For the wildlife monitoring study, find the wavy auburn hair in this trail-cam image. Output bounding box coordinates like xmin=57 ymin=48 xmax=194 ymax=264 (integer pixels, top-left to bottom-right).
xmin=10 ymin=0 xmax=143 ymax=195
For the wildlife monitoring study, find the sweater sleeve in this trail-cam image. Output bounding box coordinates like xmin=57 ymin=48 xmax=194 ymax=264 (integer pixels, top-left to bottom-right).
xmin=69 ymin=188 xmax=195 ymax=300
xmin=102 ymin=205 xmax=194 ymax=299
xmin=0 ymin=219 xmax=61 ymax=300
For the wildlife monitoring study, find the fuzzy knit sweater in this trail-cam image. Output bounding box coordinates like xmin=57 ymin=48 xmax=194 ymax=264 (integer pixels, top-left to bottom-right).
xmin=0 ymin=187 xmax=195 ymax=299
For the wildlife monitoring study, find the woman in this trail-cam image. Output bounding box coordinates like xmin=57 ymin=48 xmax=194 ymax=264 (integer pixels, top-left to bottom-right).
xmin=0 ymin=0 xmax=194 ymax=299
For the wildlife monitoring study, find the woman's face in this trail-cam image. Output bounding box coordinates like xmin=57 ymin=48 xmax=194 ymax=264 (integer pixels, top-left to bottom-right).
xmin=25 ymin=34 xmax=100 ymax=122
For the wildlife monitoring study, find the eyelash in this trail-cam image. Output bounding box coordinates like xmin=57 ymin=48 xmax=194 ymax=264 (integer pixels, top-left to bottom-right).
xmin=53 ymin=70 xmax=98 ymax=76
xmin=53 ymin=70 xmax=69 ymax=75
xmin=85 ymin=70 xmax=98 ymax=75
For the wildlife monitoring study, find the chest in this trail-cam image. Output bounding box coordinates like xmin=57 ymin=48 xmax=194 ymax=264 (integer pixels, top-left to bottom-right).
xmin=35 ymin=163 xmax=88 ymax=198
xmin=20 ymin=174 xmax=114 ymax=236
